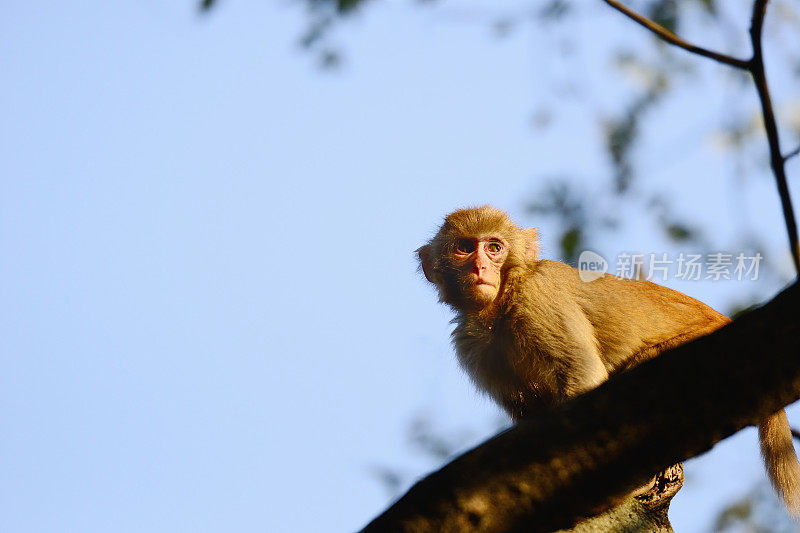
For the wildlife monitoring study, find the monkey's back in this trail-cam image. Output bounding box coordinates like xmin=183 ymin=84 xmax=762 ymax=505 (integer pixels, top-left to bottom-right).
xmin=525 ymin=260 xmax=730 ymax=371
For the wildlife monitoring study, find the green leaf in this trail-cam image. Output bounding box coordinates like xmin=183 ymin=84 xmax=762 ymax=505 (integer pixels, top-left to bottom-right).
xmin=337 ymin=0 xmax=363 ymax=13
xmin=645 ymin=0 xmax=678 ymax=34
xmin=560 ymin=227 xmax=582 ymax=263
xmin=665 ymin=223 xmax=693 ymax=241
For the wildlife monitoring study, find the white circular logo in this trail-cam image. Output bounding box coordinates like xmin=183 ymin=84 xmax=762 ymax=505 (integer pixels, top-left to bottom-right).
xmin=578 ymin=250 xmax=608 ymax=282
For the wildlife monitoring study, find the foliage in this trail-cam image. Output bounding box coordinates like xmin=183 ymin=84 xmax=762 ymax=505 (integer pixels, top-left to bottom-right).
xmin=203 ymin=1 xmax=800 ymax=281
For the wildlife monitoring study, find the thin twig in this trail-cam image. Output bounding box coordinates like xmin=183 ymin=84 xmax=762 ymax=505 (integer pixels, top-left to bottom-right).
xmin=748 ymin=0 xmax=800 ymax=274
xmin=785 ymin=146 xmax=800 ymax=162
xmin=601 ymin=0 xmax=749 ymax=69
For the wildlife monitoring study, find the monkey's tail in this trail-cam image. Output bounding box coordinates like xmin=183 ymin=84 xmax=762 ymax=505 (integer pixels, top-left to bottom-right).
xmin=759 ymin=409 xmax=800 ymax=516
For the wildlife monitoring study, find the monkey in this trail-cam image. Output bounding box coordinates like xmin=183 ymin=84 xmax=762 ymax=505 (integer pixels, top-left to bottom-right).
xmin=417 ymin=205 xmax=800 ymax=515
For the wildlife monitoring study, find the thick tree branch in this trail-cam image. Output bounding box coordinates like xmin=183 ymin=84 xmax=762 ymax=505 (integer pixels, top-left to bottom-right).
xmin=362 ymin=282 xmax=800 ymax=532
xmin=601 ymin=0 xmax=749 ymax=69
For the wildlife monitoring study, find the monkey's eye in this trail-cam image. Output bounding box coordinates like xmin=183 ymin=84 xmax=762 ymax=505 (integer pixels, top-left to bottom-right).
xmin=486 ymin=242 xmax=502 ymax=254
xmin=455 ymin=239 xmax=476 ymax=254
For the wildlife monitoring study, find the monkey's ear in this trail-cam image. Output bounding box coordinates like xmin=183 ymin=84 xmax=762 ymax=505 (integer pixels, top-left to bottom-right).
xmin=417 ymin=245 xmax=436 ymax=283
xmin=522 ymin=228 xmax=539 ymax=263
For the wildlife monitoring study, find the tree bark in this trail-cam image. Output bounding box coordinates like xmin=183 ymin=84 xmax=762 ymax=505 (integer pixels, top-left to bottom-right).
xmin=361 ymin=281 xmax=800 ymax=532
xmin=553 ymin=463 xmax=683 ymax=532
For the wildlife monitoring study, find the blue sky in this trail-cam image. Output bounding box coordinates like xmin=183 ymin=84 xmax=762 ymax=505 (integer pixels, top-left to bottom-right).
xmin=2 ymin=1 xmax=799 ymax=532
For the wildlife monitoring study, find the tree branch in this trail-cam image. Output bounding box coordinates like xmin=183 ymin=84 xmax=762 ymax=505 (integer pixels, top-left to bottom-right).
xmin=785 ymin=146 xmax=800 ymax=162
xmin=361 ymin=282 xmax=800 ymax=532
xmin=602 ymin=0 xmax=800 ymax=276
xmin=749 ymin=1 xmax=800 ymax=274
xmin=601 ymin=0 xmax=749 ymax=69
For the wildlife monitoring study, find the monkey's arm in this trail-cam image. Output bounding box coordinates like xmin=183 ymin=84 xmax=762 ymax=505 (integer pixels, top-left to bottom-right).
xmin=481 ymin=301 xmax=610 ymax=420
xmin=511 ymin=292 xmax=610 ymax=403
xmin=557 ymin=308 xmax=610 ymax=398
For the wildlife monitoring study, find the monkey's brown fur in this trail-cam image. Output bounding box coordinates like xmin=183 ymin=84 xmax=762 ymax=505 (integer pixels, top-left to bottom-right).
xmin=418 ymin=205 xmax=800 ymax=515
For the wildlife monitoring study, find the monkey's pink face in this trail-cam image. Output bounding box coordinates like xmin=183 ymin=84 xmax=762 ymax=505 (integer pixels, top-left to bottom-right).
xmin=452 ymin=236 xmax=508 ymax=306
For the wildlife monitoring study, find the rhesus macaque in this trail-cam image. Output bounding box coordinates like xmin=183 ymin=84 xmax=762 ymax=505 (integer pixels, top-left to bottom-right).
xmin=418 ymin=205 xmax=800 ymax=514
